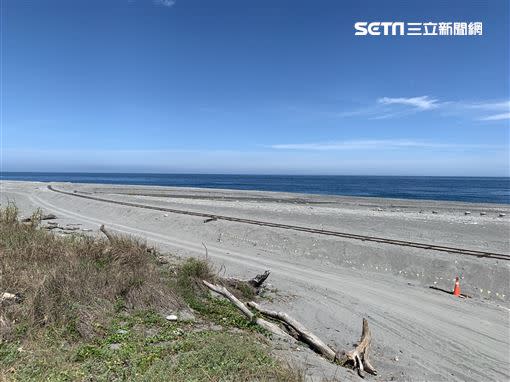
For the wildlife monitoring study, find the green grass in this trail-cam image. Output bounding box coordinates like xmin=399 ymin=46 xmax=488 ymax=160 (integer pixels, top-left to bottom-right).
xmin=1 ymin=311 xmax=299 ymax=381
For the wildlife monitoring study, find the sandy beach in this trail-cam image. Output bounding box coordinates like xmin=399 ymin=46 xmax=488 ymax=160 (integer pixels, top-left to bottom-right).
xmin=2 ymin=180 xmax=509 ymax=381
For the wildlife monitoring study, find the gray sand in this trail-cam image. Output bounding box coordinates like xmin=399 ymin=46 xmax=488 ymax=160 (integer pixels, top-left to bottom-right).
xmin=2 ymin=181 xmax=509 ymax=381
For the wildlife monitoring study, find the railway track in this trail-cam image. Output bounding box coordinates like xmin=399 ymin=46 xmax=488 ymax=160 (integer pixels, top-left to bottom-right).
xmin=48 ymin=185 xmax=510 ymax=261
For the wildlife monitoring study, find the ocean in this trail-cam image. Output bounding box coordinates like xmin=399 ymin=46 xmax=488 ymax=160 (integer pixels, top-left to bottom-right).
xmin=1 ymin=172 xmax=509 ymax=204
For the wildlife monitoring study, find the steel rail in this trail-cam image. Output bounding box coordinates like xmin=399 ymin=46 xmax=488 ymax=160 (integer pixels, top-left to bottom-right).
xmin=47 ymin=185 xmax=510 ymax=261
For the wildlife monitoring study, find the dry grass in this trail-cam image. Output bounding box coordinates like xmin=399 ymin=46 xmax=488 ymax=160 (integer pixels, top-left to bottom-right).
xmin=0 ymin=204 xmax=304 ymax=381
xmin=0 ymin=203 xmax=181 ymax=340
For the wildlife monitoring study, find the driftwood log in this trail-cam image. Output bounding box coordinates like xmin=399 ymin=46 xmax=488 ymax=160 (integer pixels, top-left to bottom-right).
xmin=247 ymin=270 xmax=271 ymax=288
xmin=202 ymin=281 xmax=292 ymax=340
xmin=249 ymin=301 xmax=376 ymax=377
xmin=204 ymin=279 xmax=377 ymax=378
xmin=21 ymin=213 xmax=57 ymax=223
xmin=247 ymin=301 xmax=336 ymax=360
xmin=223 ymin=270 xmax=271 ymax=294
xmin=335 ymin=318 xmax=377 ymax=377
xmin=44 ymin=225 xmax=80 ymax=231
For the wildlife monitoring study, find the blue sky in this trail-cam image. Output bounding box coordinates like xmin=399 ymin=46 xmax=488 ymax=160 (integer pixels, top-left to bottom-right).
xmin=2 ymin=0 xmax=509 ymax=175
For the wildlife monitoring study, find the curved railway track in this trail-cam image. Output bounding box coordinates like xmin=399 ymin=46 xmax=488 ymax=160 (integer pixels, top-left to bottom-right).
xmin=48 ymin=185 xmax=510 ymax=261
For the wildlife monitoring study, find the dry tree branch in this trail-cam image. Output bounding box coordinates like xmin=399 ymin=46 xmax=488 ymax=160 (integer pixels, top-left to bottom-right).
xmin=202 ymin=242 xmax=208 ymax=260
xmin=336 ymin=318 xmax=377 ymax=377
xmin=202 ymin=280 xmax=293 ymax=339
xmin=249 ymin=301 xmax=377 ymax=377
xmin=203 ymin=279 xmax=377 ymax=378
xmin=21 ymin=213 xmax=57 ymax=223
xmin=247 ymin=301 xmax=336 ymax=361
xmin=99 ymin=224 xmax=114 ymax=242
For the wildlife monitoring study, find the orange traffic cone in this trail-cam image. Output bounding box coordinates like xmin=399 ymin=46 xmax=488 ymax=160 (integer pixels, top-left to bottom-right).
xmin=453 ymin=277 xmax=461 ymax=296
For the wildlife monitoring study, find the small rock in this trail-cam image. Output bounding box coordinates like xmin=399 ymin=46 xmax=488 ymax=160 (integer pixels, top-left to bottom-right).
xmin=499 ymin=213 xmax=506 ymax=217
xmin=116 ymin=329 xmax=128 ymax=335
xmin=480 ymin=212 xmax=486 ymax=216
xmin=432 ymin=210 xmax=438 ymax=214
xmin=165 ymin=314 xmax=178 ymax=321
xmin=376 ymin=208 xmax=383 ymax=211
xmin=109 ymin=343 xmax=121 ymax=351
xmin=464 ymin=211 xmax=471 ymax=215
xmin=394 ymin=356 xmax=399 ymax=362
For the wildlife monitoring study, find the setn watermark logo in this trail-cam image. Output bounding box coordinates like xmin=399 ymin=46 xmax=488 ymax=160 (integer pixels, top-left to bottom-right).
xmin=354 ymin=22 xmax=483 ymax=36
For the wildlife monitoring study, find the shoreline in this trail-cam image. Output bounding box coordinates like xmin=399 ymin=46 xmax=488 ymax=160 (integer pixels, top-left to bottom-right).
xmin=1 ymin=173 xmax=509 ymax=205
xmin=2 ymin=179 xmax=510 ymax=208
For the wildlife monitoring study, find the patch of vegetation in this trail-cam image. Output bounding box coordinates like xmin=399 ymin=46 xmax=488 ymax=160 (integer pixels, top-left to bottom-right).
xmin=236 ymin=282 xmax=257 ymax=300
xmin=1 ymin=315 xmax=300 ymax=381
xmin=0 ymin=205 xmax=301 ymax=381
xmin=1 ymin=203 xmax=182 ymax=341
xmin=175 ymin=257 xmax=215 ymax=305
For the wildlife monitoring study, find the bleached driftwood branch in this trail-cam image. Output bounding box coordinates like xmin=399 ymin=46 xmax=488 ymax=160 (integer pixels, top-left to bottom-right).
xmin=335 ymin=318 xmax=377 ymax=377
xmin=203 ymin=279 xmax=377 ymax=378
xmin=248 ymin=301 xmax=377 ymax=377
xmin=99 ymin=224 xmax=114 ymax=242
xmin=202 ymin=280 xmax=292 ymax=339
xmin=247 ymin=301 xmax=336 ymax=360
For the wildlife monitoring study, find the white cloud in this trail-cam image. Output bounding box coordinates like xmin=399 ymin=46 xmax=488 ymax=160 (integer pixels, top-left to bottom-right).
xmin=270 ymin=139 xmax=499 ymax=151
xmin=154 ymin=0 xmax=176 ymax=7
xmin=378 ymin=96 xmax=439 ymax=110
xmin=479 ymin=112 xmax=510 ymax=121
xmin=465 ymin=100 xmax=510 ymax=111
xmin=338 ymin=97 xmax=509 ymax=121
xmin=463 ymin=100 xmax=510 ymax=121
